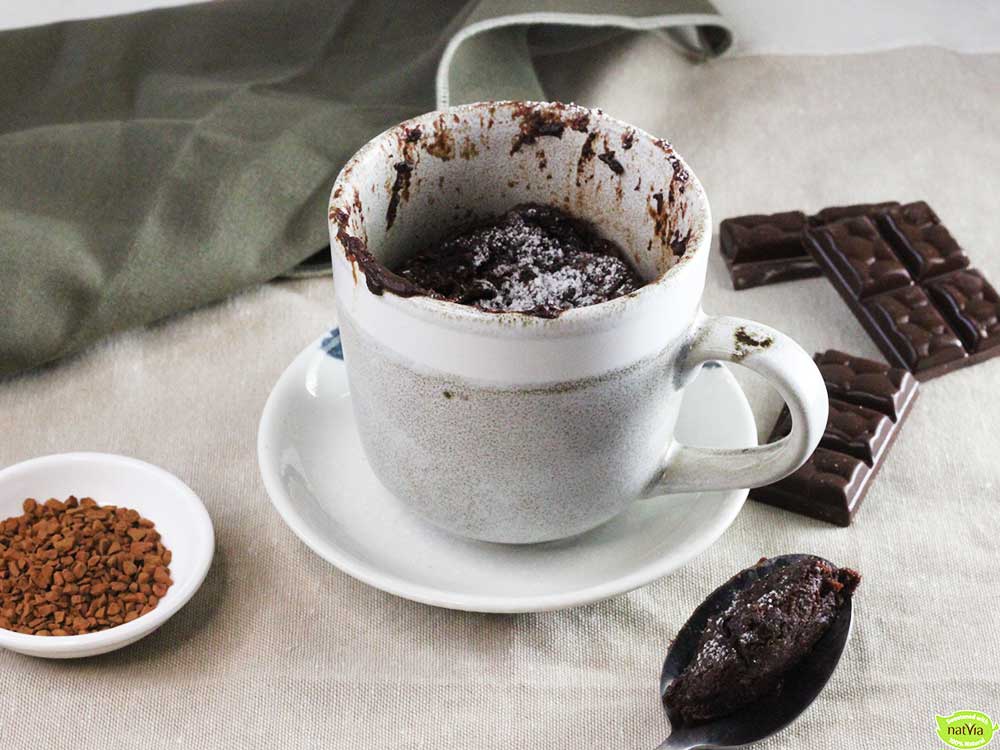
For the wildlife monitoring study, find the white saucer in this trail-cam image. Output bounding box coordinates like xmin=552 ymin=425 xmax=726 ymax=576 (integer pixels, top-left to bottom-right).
xmin=258 ymin=330 xmax=756 ymax=613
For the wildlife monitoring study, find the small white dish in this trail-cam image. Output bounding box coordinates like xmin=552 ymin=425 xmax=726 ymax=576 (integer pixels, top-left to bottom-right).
xmin=258 ymin=331 xmax=757 ymax=613
xmin=0 ymin=452 xmax=214 ymax=658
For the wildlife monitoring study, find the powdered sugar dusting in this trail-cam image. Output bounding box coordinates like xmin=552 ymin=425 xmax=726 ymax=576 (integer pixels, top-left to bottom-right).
xmin=395 ymin=204 xmax=642 ymax=317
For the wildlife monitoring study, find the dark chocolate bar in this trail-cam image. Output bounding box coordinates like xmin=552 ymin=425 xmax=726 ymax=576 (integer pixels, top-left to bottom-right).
xmin=751 ymin=350 xmax=918 ymax=526
xmin=804 ymin=205 xmax=1000 ymax=380
xmin=720 ymin=202 xmax=901 ymax=290
xmin=719 ymin=211 xmax=820 ymax=290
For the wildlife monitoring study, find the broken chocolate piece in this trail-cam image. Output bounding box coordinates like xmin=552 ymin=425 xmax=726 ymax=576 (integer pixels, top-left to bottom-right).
xmin=720 ymin=212 xmax=809 ymax=263
xmin=752 ymin=350 xmax=918 ymax=526
xmin=719 ymin=211 xmax=819 ymax=290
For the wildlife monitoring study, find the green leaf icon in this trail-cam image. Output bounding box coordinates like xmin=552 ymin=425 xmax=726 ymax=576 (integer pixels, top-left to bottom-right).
xmin=936 ymin=711 xmax=997 ymax=749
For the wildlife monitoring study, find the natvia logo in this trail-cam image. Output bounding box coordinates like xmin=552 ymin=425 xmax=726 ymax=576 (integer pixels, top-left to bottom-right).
xmin=936 ymin=710 xmax=998 ymax=749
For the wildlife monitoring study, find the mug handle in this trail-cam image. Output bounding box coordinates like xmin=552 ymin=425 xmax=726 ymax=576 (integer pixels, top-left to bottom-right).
xmin=645 ymin=314 xmax=828 ymax=495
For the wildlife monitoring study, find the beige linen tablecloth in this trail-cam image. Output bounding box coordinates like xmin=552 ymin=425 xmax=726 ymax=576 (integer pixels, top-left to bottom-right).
xmin=2 ymin=43 xmax=998 ymax=748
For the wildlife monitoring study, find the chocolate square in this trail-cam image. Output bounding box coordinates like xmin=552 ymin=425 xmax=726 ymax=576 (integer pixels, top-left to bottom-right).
xmin=805 ymin=217 xmax=912 ymax=299
xmin=926 ymin=268 xmax=1000 ymax=354
xmin=814 ymin=350 xmax=916 ymax=421
xmin=753 ymin=448 xmax=871 ymax=527
xmin=878 ymin=213 xmax=968 ymax=281
xmin=770 ymin=398 xmax=894 ymax=467
xmin=887 ymin=200 xmax=940 ymax=227
xmin=862 ymin=285 xmax=967 ymax=377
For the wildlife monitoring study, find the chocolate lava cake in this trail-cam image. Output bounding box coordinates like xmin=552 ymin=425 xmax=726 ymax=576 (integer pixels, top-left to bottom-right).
xmin=393 ymin=203 xmax=643 ymax=317
xmin=664 ymin=556 xmax=860 ymax=724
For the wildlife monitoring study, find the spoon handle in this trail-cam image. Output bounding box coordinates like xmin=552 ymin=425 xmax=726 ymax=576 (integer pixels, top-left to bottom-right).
xmin=654 ymin=733 xmax=708 ymax=750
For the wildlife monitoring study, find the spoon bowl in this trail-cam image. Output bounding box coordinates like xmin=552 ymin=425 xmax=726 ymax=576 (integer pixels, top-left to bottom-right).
xmin=657 ymin=554 xmax=854 ymax=749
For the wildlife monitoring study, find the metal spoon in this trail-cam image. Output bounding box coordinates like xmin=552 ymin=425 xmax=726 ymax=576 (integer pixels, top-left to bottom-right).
xmin=656 ymin=554 xmax=854 ymax=750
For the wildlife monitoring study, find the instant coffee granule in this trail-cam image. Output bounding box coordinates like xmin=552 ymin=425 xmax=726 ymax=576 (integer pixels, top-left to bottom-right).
xmin=0 ymin=496 xmax=173 ymax=636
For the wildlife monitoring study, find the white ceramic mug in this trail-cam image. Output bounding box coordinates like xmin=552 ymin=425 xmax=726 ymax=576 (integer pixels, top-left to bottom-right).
xmin=328 ymin=101 xmax=827 ymax=544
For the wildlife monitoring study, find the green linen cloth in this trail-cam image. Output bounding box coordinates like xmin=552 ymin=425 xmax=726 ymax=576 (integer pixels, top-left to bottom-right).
xmin=0 ymin=0 xmax=730 ymax=376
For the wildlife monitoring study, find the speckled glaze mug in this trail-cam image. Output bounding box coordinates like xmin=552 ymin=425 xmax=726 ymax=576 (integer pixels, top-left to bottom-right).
xmin=329 ymin=101 xmax=827 ymax=544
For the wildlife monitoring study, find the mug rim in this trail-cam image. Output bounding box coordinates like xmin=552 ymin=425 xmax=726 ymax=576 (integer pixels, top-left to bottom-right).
xmin=328 ymin=100 xmax=711 ymax=329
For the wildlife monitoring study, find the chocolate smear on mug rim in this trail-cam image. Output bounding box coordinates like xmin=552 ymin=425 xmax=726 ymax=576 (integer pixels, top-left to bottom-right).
xmin=385 ymin=161 xmax=413 ymax=231
xmin=333 ymin=104 xmax=699 ymax=311
xmin=509 ymin=102 xmax=591 ymax=156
